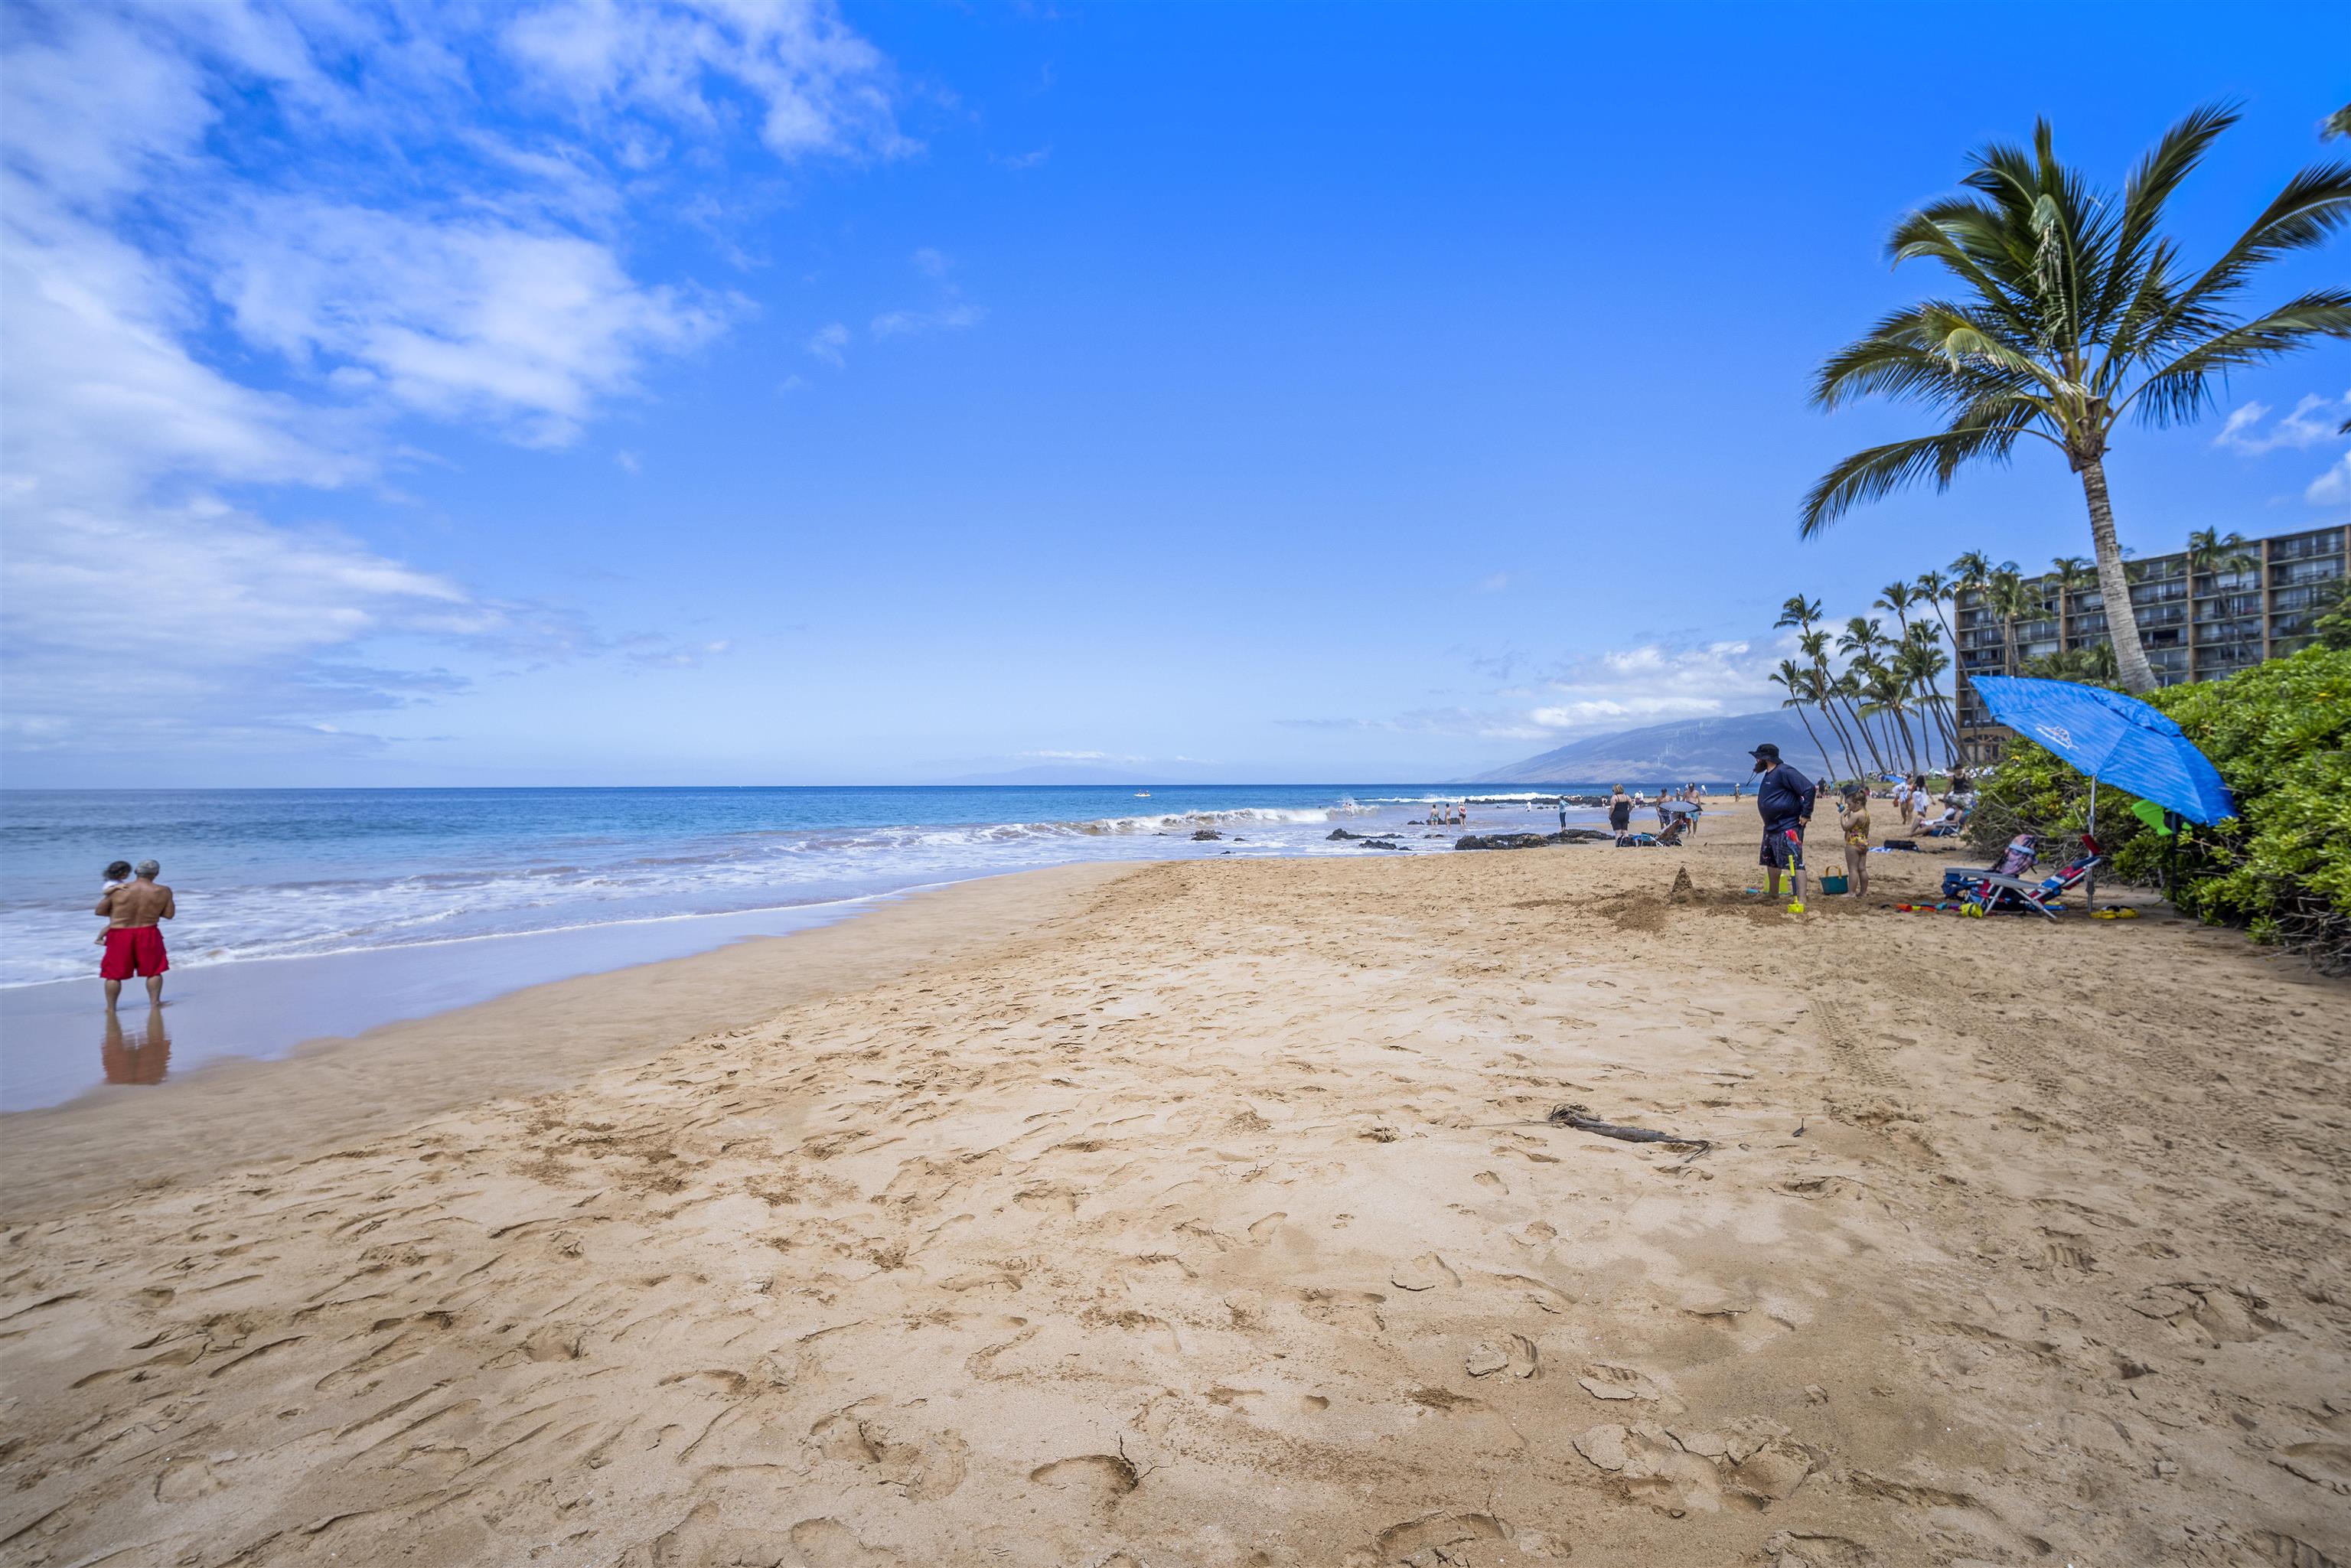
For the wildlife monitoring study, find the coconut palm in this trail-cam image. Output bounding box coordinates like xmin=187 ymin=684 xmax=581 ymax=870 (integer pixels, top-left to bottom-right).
xmin=1837 ymin=618 xmax=1899 ymax=773
xmin=1769 ymin=660 xmax=1840 ymax=784
xmin=1801 ymin=104 xmax=2351 ymax=693
xmin=2183 ymin=526 xmax=2258 ymax=589
xmin=1795 ymin=628 xmax=1862 ymax=779
xmin=1986 ymin=569 xmax=2038 ymax=677
xmin=1898 ymin=626 xmax=1957 ymax=763
xmin=1857 ymin=659 xmax=1921 ymax=773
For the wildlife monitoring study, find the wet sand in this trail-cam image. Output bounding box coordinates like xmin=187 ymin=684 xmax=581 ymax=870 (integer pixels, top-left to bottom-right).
xmin=3 ymin=841 xmax=2347 ymax=1566
xmin=0 ymin=864 xmax=1131 ymax=1218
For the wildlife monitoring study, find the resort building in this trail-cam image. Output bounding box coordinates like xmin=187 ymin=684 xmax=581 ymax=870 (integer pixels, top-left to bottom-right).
xmin=1952 ymin=521 xmax=2348 ymax=751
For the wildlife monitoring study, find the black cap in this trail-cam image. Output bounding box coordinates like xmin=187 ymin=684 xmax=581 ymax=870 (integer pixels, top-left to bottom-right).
xmin=1749 ymin=743 xmax=1781 ymax=761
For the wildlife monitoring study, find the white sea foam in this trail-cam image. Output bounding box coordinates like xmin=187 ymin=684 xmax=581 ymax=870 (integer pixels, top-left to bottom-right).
xmin=0 ymin=792 xmax=1602 ymax=986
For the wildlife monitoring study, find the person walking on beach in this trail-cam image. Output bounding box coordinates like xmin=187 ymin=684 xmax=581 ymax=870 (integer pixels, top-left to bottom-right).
xmin=96 ymin=859 xmax=173 ymax=1009
xmin=1749 ymin=744 xmax=1815 ymax=908
xmin=1607 ymin=786 xmax=1632 ymax=836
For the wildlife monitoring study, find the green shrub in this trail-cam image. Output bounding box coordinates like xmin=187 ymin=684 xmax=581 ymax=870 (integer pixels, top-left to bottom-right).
xmin=1967 ymin=644 xmax=2351 ymax=967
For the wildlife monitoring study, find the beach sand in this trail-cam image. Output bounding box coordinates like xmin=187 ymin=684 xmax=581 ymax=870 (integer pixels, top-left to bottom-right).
xmin=4 ymin=840 xmax=2346 ymax=1566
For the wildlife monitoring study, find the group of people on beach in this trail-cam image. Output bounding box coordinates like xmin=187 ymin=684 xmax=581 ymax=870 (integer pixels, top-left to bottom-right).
xmin=1603 ymin=783 xmax=1707 ymax=846
xmin=1749 ymin=747 xmax=1983 ymax=907
xmin=1422 ymin=800 xmax=1472 ymax=826
xmin=94 ymin=859 xmax=174 ymax=1008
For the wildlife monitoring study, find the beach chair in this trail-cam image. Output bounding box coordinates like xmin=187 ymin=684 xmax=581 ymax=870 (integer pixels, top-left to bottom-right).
xmin=1950 ymin=842 xmax=2103 ymax=919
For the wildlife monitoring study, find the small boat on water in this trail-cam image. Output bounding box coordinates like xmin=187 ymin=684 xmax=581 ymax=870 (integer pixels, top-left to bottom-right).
xmin=1134 ymin=791 xmax=1150 ymax=797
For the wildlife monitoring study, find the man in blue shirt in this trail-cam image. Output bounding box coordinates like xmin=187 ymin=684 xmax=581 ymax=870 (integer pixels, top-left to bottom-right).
xmin=1749 ymin=743 xmax=1816 ymax=907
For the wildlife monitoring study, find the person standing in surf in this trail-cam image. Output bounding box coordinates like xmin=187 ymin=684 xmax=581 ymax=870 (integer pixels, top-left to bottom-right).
xmin=96 ymin=859 xmax=174 ymax=1009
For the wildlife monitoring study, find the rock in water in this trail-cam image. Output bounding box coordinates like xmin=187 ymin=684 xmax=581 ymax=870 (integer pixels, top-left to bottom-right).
xmin=1192 ymin=829 xmax=1221 ymax=841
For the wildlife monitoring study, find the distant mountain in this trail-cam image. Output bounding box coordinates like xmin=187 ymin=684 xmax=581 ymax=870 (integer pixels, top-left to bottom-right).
xmin=1464 ymin=709 xmax=1903 ymax=785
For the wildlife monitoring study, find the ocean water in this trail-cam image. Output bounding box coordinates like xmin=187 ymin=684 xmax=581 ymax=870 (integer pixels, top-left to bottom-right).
xmin=0 ymin=785 xmax=1631 ymax=989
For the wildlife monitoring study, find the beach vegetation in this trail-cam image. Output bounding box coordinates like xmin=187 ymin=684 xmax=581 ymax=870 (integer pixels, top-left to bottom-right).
xmin=1966 ymin=644 xmax=2351 ymax=968
xmin=1799 ymin=103 xmax=2351 ymax=695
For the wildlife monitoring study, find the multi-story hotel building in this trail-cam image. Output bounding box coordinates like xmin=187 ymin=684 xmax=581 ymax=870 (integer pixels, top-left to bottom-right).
xmin=1952 ymin=521 xmax=2348 ymax=751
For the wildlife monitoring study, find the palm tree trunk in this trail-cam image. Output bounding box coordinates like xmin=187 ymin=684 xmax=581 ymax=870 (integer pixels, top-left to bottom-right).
xmin=2081 ymin=458 xmax=2157 ymax=695
xmin=1791 ymin=709 xmax=1835 ymax=787
xmin=1927 ymin=601 xmax=1971 ymax=764
xmin=1813 ymin=690 xmax=1859 ymax=782
xmin=1842 ymin=694 xmax=1886 ymax=776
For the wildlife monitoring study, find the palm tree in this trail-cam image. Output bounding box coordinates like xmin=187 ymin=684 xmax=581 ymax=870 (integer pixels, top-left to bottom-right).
xmin=1912 ymin=569 xmax=1960 ymax=705
xmin=1801 ymin=105 xmax=2351 ymax=694
xmin=2183 ymin=526 xmax=2257 ymax=591
xmin=1898 ymin=625 xmax=1957 ymax=764
xmin=2046 ymin=555 xmax=2094 ymax=647
xmin=1987 ymin=569 xmax=2037 ymax=677
xmin=1770 ymin=660 xmax=1840 ymax=784
xmin=1838 ymin=617 xmax=1899 ymax=774
xmin=1857 ymin=659 xmax=1921 ymax=773
xmin=1796 ymin=628 xmax=1862 ymax=780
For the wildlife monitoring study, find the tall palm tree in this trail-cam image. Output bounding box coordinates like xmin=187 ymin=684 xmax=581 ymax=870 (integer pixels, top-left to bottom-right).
xmin=1796 ymin=628 xmax=1862 ymax=780
xmin=2183 ymin=526 xmax=2257 ymax=590
xmin=1987 ymin=569 xmax=2036 ymax=677
xmin=2046 ymin=555 xmax=2093 ymax=644
xmin=1800 ymin=105 xmax=2351 ymax=693
xmin=1857 ymin=659 xmax=1921 ymax=773
xmin=1898 ymin=625 xmax=1957 ymax=764
xmin=1924 ymin=559 xmax=1984 ymax=760
xmin=1770 ymin=660 xmax=1840 ymax=784
xmin=1837 ymin=615 xmax=1897 ymax=773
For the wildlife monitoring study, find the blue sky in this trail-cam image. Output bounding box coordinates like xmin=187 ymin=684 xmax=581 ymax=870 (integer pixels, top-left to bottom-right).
xmin=3 ymin=0 xmax=2346 ymax=787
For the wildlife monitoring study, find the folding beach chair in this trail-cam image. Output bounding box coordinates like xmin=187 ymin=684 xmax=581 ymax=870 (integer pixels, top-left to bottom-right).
xmin=1950 ymin=839 xmax=2104 ymax=920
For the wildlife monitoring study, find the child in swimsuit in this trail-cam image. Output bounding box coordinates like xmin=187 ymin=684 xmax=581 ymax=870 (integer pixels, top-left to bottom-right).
xmin=1836 ymin=785 xmax=1870 ymax=898
xmin=96 ymin=859 xmax=132 ymax=945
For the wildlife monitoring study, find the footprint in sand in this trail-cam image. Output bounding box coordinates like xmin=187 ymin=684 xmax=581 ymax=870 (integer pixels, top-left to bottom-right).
xmin=1577 ymin=1362 xmax=1661 ymax=1401
xmin=1029 ymin=1452 xmax=1140 ymax=1498
xmin=1247 ymin=1212 xmax=1286 ymax=1245
xmin=1390 ymin=1253 xmax=1459 ymax=1292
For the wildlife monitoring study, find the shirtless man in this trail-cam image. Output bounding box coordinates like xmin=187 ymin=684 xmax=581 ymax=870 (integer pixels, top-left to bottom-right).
xmin=96 ymin=859 xmax=174 ymax=1009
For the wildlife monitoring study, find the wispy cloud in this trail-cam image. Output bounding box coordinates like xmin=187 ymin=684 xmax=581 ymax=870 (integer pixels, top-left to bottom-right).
xmin=1523 ymin=641 xmax=1777 ymax=733
xmin=2213 ymin=393 xmax=2348 ymax=455
xmin=990 ymin=145 xmax=1052 ymax=171
xmin=2310 ymin=452 xmax=2351 ymax=506
xmin=871 ymin=302 xmax=985 ymax=339
xmin=0 ymin=0 xmax=902 ymax=763
xmin=805 ymin=321 xmax=852 ymax=366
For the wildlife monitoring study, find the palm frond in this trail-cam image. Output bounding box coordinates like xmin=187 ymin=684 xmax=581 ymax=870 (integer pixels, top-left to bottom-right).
xmin=2125 ymin=289 xmax=2351 ymax=426
xmin=2164 ymin=158 xmax=2351 ymax=321
xmin=1798 ymin=424 xmax=2027 ymax=537
xmin=2095 ymin=103 xmax=2238 ymax=337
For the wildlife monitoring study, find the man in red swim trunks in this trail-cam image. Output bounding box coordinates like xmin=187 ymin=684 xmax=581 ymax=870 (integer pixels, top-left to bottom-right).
xmin=96 ymin=859 xmax=174 ymax=1009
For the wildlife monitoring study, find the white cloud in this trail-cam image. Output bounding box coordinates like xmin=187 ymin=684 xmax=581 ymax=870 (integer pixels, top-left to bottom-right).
xmin=806 ymin=321 xmax=851 ymax=365
xmin=911 ymin=246 xmax=950 ymax=277
xmin=0 ymin=0 xmax=903 ymax=764
xmin=871 ymin=302 xmax=984 ymax=339
xmin=2309 ymin=451 xmax=2351 ymax=506
xmin=501 ymin=0 xmax=910 ymax=161
xmin=2214 ymin=393 xmax=2349 ymax=455
xmin=1478 ymin=572 xmax=1510 ymax=593
xmin=1522 ymin=640 xmax=1778 ymax=735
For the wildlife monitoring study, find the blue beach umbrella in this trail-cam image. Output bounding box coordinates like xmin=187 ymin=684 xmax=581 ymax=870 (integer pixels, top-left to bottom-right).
xmin=1969 ymin=676 xmax=2235 ymax=824
xmin=1971 ymin=674 xmax=2235 ymax=912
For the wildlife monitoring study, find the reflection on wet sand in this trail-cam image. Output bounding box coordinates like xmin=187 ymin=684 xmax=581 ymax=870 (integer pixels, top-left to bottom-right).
xmin=101 ymin=1006 xmax=172 ymax=1087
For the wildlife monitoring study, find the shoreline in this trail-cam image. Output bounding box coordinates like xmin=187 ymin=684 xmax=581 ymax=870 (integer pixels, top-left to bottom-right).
xmin=0 ymin=861 xmax=1138 ymax=1219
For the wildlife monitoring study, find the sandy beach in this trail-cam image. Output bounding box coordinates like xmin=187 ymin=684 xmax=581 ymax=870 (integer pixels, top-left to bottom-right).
xmin=4 ymin=839 xmax=2347 ymax=1567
